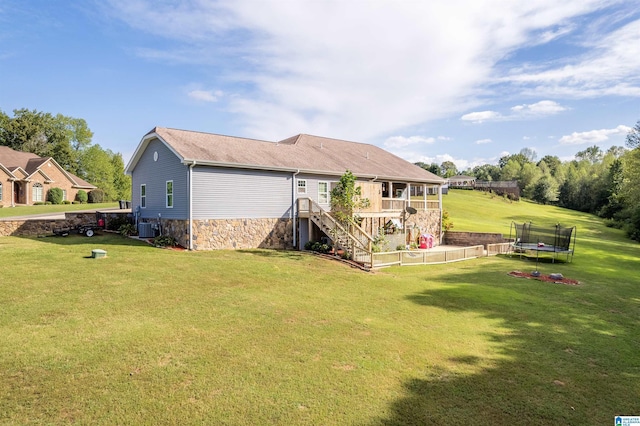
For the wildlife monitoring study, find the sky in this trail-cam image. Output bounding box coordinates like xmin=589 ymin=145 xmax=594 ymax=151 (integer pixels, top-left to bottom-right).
xmin=1 ymin=0 xmax=639 ymax=171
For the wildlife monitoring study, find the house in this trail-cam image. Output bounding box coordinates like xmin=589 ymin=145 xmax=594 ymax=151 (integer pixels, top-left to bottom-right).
xmin=125 ymin=127 xmax=445 ymax=264
xmin=0 ymin=146 xmax=96 ymax=206
xmin=447 ymin=175 xmax=476 ymax=188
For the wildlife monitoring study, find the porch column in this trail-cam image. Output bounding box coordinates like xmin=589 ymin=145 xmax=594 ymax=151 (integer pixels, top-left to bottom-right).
xmin=423 ymin=184 xmax=427 ymax=209
xmin=438 ymin=185 xmax=443 ymax=244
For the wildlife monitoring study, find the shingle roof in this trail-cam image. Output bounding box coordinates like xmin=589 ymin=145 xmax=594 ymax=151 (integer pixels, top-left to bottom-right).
xmin=128 ymin=127 xmax=445 ymax=184
xmin=0 ymin=146 xmax=96 ymax=188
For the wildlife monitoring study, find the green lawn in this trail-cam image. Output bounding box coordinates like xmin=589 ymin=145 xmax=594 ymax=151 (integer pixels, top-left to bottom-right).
xmin=1 ymin=191 xmax=638 ymax=425
xmin=0 ymin=202 xmax=119 ymax=218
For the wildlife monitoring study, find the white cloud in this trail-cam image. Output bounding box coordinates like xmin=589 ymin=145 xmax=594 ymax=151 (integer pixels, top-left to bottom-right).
xmin=384 ymin=135 xmax=436 ymax=149
xmin=476 ymin=139 xmax=492 ymax=144
xmin=105 ymin=0 xmax=617 ymax=141
xmin=461 ymin=111 xmax=503 ymax=123
xmin=559 ymin=125 xmax=631 ymax=145
xmin=462 ymin=100 xmax=567 ymax=123
xmin=188 ymin=89 xmax=223 ymax=102
xmin=510 ymin=100 xmax=567 ymax=115
xmin=504 ymin=19 xmax=640 ymax=98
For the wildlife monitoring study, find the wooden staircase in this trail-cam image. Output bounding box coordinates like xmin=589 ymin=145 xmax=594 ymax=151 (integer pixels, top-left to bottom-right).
xmin=306 ymin=199 xmax=373 ymax=268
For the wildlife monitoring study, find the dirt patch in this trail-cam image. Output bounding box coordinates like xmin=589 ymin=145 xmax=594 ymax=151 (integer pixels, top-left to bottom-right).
xmin=508 ymin=270 xmax=580 ymax=286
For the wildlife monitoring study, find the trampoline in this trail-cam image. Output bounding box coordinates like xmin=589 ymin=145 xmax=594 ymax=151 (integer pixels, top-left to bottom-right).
xmin=509 ymin=221 xmax=576 ymax=264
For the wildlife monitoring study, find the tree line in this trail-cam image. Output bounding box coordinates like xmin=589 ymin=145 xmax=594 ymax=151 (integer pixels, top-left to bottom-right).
xmin=416 ymin=120 xmax=640 ymax=241
xmin=0 ymin=108 xmax=131 ymax=202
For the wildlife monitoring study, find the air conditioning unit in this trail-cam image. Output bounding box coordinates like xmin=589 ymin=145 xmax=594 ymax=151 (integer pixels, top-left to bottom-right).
xmin=138 ymin=222 xmax=154 ymax=238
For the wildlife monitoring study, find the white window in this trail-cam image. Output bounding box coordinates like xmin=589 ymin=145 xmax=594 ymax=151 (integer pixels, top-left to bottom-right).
xmin=0 ymin=183 xmax=2 ymax=201
xmin=140 ymin=184 xmax=146 ymax=208
xmin=166 ymin=180 xmax=173 ymax=208
xmin=62 ymin=189 xmax=67 ymax=201
xmin=318 ymin=181 xmax=329 ymax=204
xmin=297 ymin=179 xmax=307 ymax=194
xmin=32 ymin=183 xmax=43 ymax=203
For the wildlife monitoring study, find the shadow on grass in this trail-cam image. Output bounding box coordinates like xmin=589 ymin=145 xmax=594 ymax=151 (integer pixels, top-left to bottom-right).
xmin=236 ymin=249 xmax=306 ymax=261
xmin=21 ymin=232 xmax=153 ymax=248
xmin=372 ymin=265 xmax=640 ymax=425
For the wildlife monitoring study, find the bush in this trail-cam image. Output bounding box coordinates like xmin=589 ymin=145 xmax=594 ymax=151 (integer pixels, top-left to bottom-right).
xmin=47 ymin=187 xmax=64 ymax=205
xmin=76 ymin=190 xmax=88 ymax=204
xmin=153 ymin=234 xmax=177 ymax=248
xmin=88 ymin=189 xmax=105 ymax=203
xmin=304 ymin=240 xmax=333 ymax=254
xmin=107 ymin=215 xmax=132 ymax=231
xmin=33 ymin=202 xmax=45 ymax=206
xmin=118 ymin=223 xmax=137 ymax=237
xmin=63 ymin=200 xmax=71 ymax=204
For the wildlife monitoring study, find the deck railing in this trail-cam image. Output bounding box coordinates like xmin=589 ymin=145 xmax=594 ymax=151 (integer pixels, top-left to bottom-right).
xmin=382 ymin=198 xmax=440 ymax=211
xmin=300 ymin=198 xmax=374 ymax=267
xmin=372 ymin=245 xmax=484 ymax=268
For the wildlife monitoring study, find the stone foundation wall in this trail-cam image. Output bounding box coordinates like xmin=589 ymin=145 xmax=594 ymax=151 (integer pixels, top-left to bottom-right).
xmin=191 ymin=218 xmax=293 ymax=250
xmin=0 ymin=212 xmax=99 ymax=237
xmin=405 ymin=210 xmax=442 ymax=244
xmin=444 ymin=231 xmax=509 ymax=249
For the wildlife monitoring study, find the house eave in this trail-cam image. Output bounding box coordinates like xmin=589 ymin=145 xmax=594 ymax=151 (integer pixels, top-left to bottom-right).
xmin=181 ymin=159 xmax=444 ymax=184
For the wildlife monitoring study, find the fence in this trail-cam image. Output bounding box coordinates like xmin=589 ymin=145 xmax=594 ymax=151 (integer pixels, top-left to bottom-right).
xmin=372 ymin=245 xmax=484 ymax=268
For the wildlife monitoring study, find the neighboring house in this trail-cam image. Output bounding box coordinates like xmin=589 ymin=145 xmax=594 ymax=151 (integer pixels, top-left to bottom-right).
xmin=0 ymin=146 xmax=96 ymax=206
xmin=125 ymin=127 xmax=446 ymax=262
xmin=448 ymin=175 xmax=476 ymax=188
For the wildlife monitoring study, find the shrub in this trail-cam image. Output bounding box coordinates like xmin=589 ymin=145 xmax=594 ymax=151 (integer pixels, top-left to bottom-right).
xmin=33 ymin=202 xmax=45 ymax=206
xmin=107 ymin=216 xmax=132 ymax=231
xmin=76 ymin=190 xmax=88 ymax=204
xmin=63 ymin=200 xmax=71 ymax=204
xmin=47 ymin=187 xmax=64 ymax=205
xmin=118 ymin=223 xmax=137 ymax=237
xmin=88 ymin=189 xmax=105 ymax=203
xmin=153 ymin=234 xmax=177 ymax=248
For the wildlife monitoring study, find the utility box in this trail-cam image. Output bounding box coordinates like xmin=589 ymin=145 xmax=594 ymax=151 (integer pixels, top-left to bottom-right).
xmin=138 ymin=222 xmax=154 ymax=238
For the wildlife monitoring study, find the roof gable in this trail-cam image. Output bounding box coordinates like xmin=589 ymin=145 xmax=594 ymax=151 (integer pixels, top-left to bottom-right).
xmin=0 ymin=146 xmax=95 ymax=188
xmin=126 ymin=127 xmax=445 ymax=184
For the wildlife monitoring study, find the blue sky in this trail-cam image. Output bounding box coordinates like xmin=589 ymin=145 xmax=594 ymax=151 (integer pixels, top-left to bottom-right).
xmin=1 ymin=0 xmax=639 ymax=170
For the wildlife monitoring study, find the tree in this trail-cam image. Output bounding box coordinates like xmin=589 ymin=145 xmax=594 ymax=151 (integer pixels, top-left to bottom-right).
xmin=471 ymin=164 xmax=500 ymax=181
xmin=415 ymin=162 xmax=441 ymax=176
xmin=0 ymin=108 xmax=93 ymax=175
xmin=330 ymin=170 xmax=369 ymax=227
xmin=111 ymin=152 xmax=131 ymax=201
xmin=575 ymin=145 xmax=603 ymax=164
xmin=626 ymin=119 xmax=640 ymax=149
xmin=78 ymin=145 xmax=116 ymax=201
xmin=537 ymin=155 xmax=561 ymax=177
xmin=440 ymin=161 xmax=458 ymax=178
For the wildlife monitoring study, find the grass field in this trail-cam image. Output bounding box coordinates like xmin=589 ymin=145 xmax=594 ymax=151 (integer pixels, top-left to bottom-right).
xmin=1 ymin=190 xmax=638 ymax=425
xmin=0 ymin=202 xmax=119 ymax=218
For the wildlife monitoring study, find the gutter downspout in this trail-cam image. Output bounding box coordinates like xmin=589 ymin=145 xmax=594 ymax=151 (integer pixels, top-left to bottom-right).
xmin=292 ymin=169 xmax=300 ymax=249
xmin=189 ymin=161 xmax=196 ymax=250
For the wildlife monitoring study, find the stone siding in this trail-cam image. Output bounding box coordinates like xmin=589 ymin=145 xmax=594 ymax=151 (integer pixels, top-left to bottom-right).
xmin=444 ymin=231 xmax=509 ymax=249
xmin=406 ymin=210 xmax=442 ymax=244
xmin=191 ymin=218 xmax=293 ymax=250
xmin=0 ymin=212 xmax=99 ymax=237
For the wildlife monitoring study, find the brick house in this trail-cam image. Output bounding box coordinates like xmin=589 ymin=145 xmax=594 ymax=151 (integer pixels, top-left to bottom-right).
xmin=0 ymin=146 xmax=96 ymax=206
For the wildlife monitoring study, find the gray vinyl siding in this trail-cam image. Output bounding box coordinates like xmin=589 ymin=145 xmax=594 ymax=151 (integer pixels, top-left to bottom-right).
xmin=295 ymin=174 xmax=343 ymax=209
xmin=131 ymin=139 xmax=188 ymax=220
xmin=192 ymin=167 xmax=292 ymax=219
